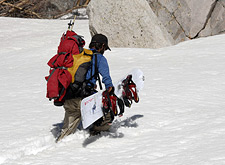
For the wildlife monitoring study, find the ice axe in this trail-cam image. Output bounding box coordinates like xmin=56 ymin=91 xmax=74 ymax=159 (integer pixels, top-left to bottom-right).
xmin=68 ymin=15 xmax=77 ymax=31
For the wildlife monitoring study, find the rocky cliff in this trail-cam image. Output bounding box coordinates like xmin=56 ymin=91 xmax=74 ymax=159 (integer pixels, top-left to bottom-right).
xmin=147 ymin=0 xmax=225 ymax=43
xmin=88 ymin=0 xmax=225 ymax=48
xmin=87 ymin=0 xmax=174 ymax=49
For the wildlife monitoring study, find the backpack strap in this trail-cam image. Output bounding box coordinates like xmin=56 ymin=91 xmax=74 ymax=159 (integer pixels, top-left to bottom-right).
xmin=85 ymin=53 xmax=102 ymax=90
xmin=52 ymin=52 xmax=70 ymax=66
xmin=94 ymin=53 xmax=103 ymax=90
xmin=46 ymin=66 xmax=68 ymax=82
xmin=72 ymin=35 xmax=85 ymax=53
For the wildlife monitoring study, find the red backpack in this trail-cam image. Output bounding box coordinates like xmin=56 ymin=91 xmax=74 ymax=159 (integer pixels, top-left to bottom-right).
xmin=45 ymin=30 xmax=85 ymax=105
xmin=57 ymin=30 xmax=85 ymax=55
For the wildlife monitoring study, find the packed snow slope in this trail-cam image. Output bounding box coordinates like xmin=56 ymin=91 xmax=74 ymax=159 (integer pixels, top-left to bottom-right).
xmin=0 ymin=17 xmax=225 ymax=165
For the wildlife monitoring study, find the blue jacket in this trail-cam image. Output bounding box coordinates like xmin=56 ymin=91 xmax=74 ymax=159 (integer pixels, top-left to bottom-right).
xmin=86 ymin=49 xmax=113 ymax=89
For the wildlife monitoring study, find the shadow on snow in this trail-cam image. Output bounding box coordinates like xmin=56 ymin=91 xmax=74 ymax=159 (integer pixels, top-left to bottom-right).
xmin=50 ymin=114 xmax=144 ymax=147
xmin=82 ymin=114 xmax=144 ymax=147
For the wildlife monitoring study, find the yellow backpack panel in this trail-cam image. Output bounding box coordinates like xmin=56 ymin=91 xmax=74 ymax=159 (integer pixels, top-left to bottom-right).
xmin=67 ymin=48 xmax=93 ymax=83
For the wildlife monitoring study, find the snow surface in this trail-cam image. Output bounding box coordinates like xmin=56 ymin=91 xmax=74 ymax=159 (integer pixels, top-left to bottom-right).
xmin=0 ymin=17 xmax=225 ymax=165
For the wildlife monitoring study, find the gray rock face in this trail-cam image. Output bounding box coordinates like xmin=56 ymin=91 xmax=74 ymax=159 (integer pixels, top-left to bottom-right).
xmin=87 ymin=0 xmax=225 ymax=48
xmin=148 ymin=0 xmax=225 ymax=43
xmin=181 ymin=0 xmax=215 ymax=38
xmin=87 ymin=0 xmax=174 ymax=49
xmin=147 ymin=0 xmax=190 ymax=43
xmin=199 ymin=0 xmax=225 ymax=37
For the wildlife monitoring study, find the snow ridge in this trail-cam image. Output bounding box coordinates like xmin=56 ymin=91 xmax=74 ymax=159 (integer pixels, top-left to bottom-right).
xmin=0 ymin=135 xmax=54 ymax=164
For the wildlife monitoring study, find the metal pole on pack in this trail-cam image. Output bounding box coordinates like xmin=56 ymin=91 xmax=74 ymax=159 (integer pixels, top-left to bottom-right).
xmin=68 ymin=15 xmax=77 ymax=31
xmin=71 ymin=15 xmax=77 ymax=30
